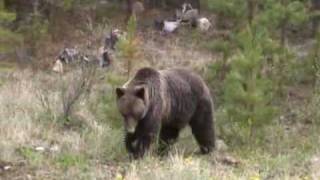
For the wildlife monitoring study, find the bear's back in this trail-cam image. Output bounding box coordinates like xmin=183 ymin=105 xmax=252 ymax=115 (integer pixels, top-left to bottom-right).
xmin=126 ymin=67 xmax=210 ymax=100
xmin=160 ymin=68 xmax=210 ymax=98
xmin=160 ymin=68 xmax=212 ymax=127
xmin=123 ymin=67 xmax=160 ymax=89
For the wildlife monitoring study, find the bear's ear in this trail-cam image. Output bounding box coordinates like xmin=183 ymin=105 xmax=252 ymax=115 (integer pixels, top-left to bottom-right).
xmin=116 ymin=87 xmax=125 ymax=99
xmin=134 ymin=86 xmax=145 ymax=100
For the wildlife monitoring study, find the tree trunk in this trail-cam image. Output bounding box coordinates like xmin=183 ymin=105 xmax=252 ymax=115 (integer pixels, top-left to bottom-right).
xmin=280 ymin=20 xmax=287 ymax=48
xmin=311 ymin=0 xmax=320 ymax=36
xmin=247 ymin=0 xmax=256 ymax=25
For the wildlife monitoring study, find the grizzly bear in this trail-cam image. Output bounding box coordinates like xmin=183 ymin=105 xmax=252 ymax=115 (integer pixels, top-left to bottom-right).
xmin=116 ymin=67 xmax=215 ymax=158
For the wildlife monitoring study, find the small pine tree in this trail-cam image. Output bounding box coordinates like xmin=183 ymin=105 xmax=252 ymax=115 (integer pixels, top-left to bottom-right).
xmin=311 ymin=33 xmax=320 ymax=124
xmin=310 ymin=32 xmax=320 ymax=88
xmin=255 ymin=0 xmax=307 ymax=46
xmin=251 ymin=0 xmax=307 ymax=96
xmin=303 ymin=33 xmax=320 ymax=126
xmin=207 ymin=39 xmax=233 ymax=106
xmin=223 ymin=27 xmax=277 ymax=140
xmin=208 ymin=0 xmax=247 ymax=27
xmin=208 ymin=0 xmax=260 ymax=27
xmin=117 ymin=15 xmax=139 ymax=79
xmin=208 ymin=0 xmax=307 ymax=42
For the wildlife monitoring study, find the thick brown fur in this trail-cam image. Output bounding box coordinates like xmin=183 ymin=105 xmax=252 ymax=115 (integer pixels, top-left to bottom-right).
xmin=116 ymin=67 xmax=215 ymax=159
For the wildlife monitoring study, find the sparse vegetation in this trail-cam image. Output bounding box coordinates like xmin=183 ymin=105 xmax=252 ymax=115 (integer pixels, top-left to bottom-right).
xmin=0 ymin=0 xmax=320 ymax=179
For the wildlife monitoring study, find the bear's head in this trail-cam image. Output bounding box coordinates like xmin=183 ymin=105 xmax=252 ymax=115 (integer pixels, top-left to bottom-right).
xmin=116 ymin=86 xmax=149 ymax=133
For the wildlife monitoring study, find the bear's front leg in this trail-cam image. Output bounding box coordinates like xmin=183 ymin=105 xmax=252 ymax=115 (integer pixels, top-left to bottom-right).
xmin=125 ymin=132 xmax=155 ymax=159
xmin=126 ymin=112 xmax=161 ymax=159
xmin=125 ymin=132 xmax=137 ymax=158
xmin=132 ymin=133 xmax=155 ymax=159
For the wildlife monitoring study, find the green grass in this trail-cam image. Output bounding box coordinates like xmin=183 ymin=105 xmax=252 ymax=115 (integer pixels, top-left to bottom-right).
xmin=17 ymin=147 xmax=45 ymax=167
xmin=55 ymin=153 xmax=89 ymax=170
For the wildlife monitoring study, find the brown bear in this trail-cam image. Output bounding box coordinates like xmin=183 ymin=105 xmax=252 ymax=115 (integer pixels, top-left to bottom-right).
xmin=116 ymin=67 xmax=215 ymax=158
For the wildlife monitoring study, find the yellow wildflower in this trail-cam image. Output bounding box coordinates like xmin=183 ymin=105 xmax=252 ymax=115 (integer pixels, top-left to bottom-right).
xmin=115 ymin=173 xmax=123 ymax=180
xmin=249 ymin=175 xmax=260 ymax=180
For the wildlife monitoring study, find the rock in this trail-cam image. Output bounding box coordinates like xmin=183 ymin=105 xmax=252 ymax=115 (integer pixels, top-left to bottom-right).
xmin=197 ymin=17 xmax=211 ymax=32
xmin=49 ymin=144 xmax=59 ymax=152
xmin=163 ymin=20 xmax=180 ymax=33
xmin=0 ymin=161 xmax=13 ymax=172
xmin=3 ymin=165 xmax=11 ymax=171
xmin=155 ymin=19 xmax=181 ymax=33
xmin=35 ymin=146 xmax=45 ymax=152
xmin=52 ymin=59 xmax=63 ymax=73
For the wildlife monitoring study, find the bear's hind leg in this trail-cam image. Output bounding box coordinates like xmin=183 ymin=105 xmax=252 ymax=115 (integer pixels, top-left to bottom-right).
xmin=158 ymin=126 xmax=180 ymax=155
xmin=189 ymin=99 xmax=215 ymax=154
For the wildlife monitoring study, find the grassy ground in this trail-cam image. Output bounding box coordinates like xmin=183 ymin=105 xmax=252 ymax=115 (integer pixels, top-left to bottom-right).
xmin=0 ymin=45 xmax=319 ymax=180
xmin=1 ymin=7 xmax=320 ymax=180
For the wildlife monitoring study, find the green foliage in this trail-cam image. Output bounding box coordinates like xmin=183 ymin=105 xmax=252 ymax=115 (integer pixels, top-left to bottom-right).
xmin=0 ymin=0 xmax=21 ymax=53
xmin=86 ymin=72 xmax=127 ymax=160
xmin=63 ymin=0 xmax=75 ymax=10
xmin=255 ymin=0 xmax=307 ymax=45
xmin=208 ymin=0 xmax=307 ymax=43
xmin=208 ymin=0 xmax=247 ymax=20
xmin=18 ymin=147 xmax=44 ymax=166
xmin=221 ymin=27 xmax=277 ymax=141
xmin=61 ymin=0 xmax=101 ymax=10
xmin=207 ymin=0 xmax=312 ymax=145
xmin=305 ymin=34 xmax=320 ymax=125
xmin=206 ymin=39 xmax=233 ymax=106
xmin=93 ymin=72 xmax=126 ymax=129
xmin=17 ymin=14 xmax=49 ymax=53
xmin=0 ymin=9 xmax=15 ymax=23
xmin=56 ymin=153 xmax=88 ymax=170
xmin=126 ymin=15 xmax=137 ymax=42
xmin=99 ymin=89 xmax=123 ymax=128
xmin=117 ymin=15 xmax=139 ymax=78
xmin=257 ymin=0 xmax=307 ymax=27
xmin=310 ymin=33 xmax=320 ymax=86
xmin=0 ymin=28 xmax=22 ymax=53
